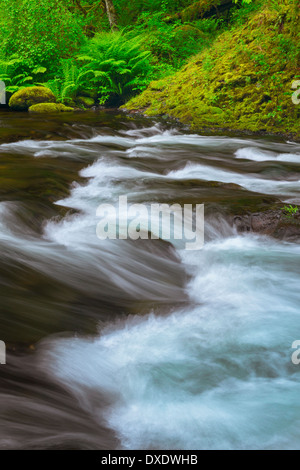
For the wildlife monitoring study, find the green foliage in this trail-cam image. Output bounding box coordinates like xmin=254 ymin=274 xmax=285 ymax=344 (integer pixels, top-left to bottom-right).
xmin=113 ymin=0 xmax=192 ymax=25
xmin=45 ymin=60 xmax=95 ymax=103
xmin=45 ymin=33 xmax=153 ymax=106
xmin=0 ymin=0 xmax=256 ymax=109
xmin=194 ymin=17 xmax=224 ymax=34
xmin=281 ymin=205 xmax=299 ymax=219
xmin=229 ymin=0 xmax=261 ymax=26
xmin=175 ymin=0 xmax=222 ymax=22
xmin=0 ymin=56 xmax=48 ymax=94
xmin=76 ymin=96 xmax=95 ymax=107
xmin=127 ymin=12 xmax=215 ymax=71
xmin=76 ymin=32 xmax=153 ymax=105
xmin=8 ymin=86 xmax=56 ymax=110
xmin=125 ymin=0 xmax=300 ymax=137
xmin=0 ymin=0 xmax=84 ymax=73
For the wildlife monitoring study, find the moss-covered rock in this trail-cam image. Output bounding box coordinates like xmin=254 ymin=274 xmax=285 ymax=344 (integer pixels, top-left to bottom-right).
xmin=125 ymin=0 xmax=300 ymax=139
xmin=76 ymin=96 xmax=95 ymax=108
xmin=173 ymin=25 xmax=205 ymax=46
xmin=63 ymin=98 xmax=76 ymax=108
xmin=234 ymin=208 xmax=300 ymax=242
xmin=28 ymin=103 xmax=74 ymax=113
xmin=180 ymin=0 xmax=221 ymax=22
xmin=166 ymin=0 xmax=226 ymax=23
xmin=9 ymin=87 xmax=56 ymax=111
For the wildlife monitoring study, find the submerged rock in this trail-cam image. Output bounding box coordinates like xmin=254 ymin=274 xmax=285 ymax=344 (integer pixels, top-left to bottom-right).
xmin=28 ymin=103 xmax=74 ymax=113
xmin=9 ymin=86 xmax=56 ymax=111
xmin=234 ymin=209 xmax=300 ymax=242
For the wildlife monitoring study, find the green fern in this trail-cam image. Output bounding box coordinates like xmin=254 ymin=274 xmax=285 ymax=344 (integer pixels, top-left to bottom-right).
xmin=77 ymin=32 xmax=153 ymax=105
xmin=0 ymin=56 xmax=47 ymax=94
xmin=0 ymin=32 xmax=153 ymax=106
xmin=45 ymin=60 xmax=95 ymax=102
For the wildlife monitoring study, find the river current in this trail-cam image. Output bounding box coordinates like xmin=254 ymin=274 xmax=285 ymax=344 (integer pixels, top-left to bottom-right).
xmin=0 ymin=111 xmax=299 ymax=449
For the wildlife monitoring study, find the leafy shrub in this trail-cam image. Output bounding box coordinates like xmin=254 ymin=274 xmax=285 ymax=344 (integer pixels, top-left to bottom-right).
xmin=193 ymin=17 xmax=224 ymax=34
xmin=0 ymin=56 xmax=48 ymax=96
xmin=229 ymin=0 xmax=261 ymax=26
xmin=0 ymin=0 xmax=237 ymax=107
xmin=127 ymin=12 xmax=218 ymax=71
xmin=0 ymin=0 xmax=84 ymax=73
xmin=45 ymin=60 xmax=95 ymax=104
xmin=282 ymin=205 xmax=299 ymax=219
xmin=113 ymin=0 xmax=192 ymax=25
xmin=44 ymin=32 xmax=153 ymax=106
xmin=76 ymin=32 xmax=153 ymax=105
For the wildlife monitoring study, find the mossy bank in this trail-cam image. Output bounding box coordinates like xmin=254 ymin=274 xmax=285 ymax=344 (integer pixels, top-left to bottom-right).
xmin=125 ymin=0 xmax=300 ymax=139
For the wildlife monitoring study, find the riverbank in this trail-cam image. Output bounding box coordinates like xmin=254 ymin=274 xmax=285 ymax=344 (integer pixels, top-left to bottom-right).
xmin=124 ymin=0 xmax=300 ymax=140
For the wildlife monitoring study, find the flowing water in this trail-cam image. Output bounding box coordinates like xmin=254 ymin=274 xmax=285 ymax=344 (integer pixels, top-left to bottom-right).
xmin=0 ymin=110 xmax=300 ymax=449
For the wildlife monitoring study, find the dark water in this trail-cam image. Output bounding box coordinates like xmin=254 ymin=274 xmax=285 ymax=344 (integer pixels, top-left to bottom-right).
xmin=0 ymin=110 xmax=300 ymax=449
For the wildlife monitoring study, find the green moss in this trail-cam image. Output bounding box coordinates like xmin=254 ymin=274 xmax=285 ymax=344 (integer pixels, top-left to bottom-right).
xmin=169 ymin=0 xmax=222 ymax=23
xmin=76 ymin=96 xmax=95 ymax=108
xmin=125 ymin=0 xmax=300 ymax=139
xmin=28 ymin=103 xmax=74 ymax=113
xmin=9 ymin=87 xmax=56 ymax=111
xmin=172 ymin=25 xmax=206 ymax=47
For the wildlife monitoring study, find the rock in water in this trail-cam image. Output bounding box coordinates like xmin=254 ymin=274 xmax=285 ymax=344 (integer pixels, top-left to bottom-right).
xmin=234 ymin=209 xmax=300 ymax=242
xmin=9 ymin=87 xmax=56 ymax=111
xmin=28 ymin=103 xmax=74 ymax=113
xmin=76 ymin=96 xmax=95 ymax=108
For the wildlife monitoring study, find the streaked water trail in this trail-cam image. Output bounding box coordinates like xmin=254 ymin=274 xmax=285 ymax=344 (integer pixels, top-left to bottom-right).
xmin=39 ymin=235 xmax=300 ymax=450
xmin=0 ymin=112 xmax=300 ymax=449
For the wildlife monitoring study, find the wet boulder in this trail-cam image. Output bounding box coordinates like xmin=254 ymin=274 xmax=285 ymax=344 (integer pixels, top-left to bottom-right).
xmin=9 ymin=86 xmax=56 ymax=111
xmin=76 ymin=96 xmax=95 ymax=108
xmin=234 ymin=209 xmax=300 ymax=242
xmin=28 ymin=103 xmax=74 ymax=113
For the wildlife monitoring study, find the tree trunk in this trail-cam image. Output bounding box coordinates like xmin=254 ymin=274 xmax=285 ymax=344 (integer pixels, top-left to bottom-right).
xmin=104 ymin=0 xmax=118 ymax=31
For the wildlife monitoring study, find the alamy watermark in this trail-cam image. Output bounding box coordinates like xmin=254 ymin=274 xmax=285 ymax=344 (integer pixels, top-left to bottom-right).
xmin=291 ymin=340 xmax=300 ymax=365
xmin=0 ymin=341 xmax=6 ymax=364
xmin=292 ymin=80 xmax=300 ymax=105
xmin=0 ymin=81 xmax=6 ymax=105
xmin=96 ymin=196 xmax=204 ymax=250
